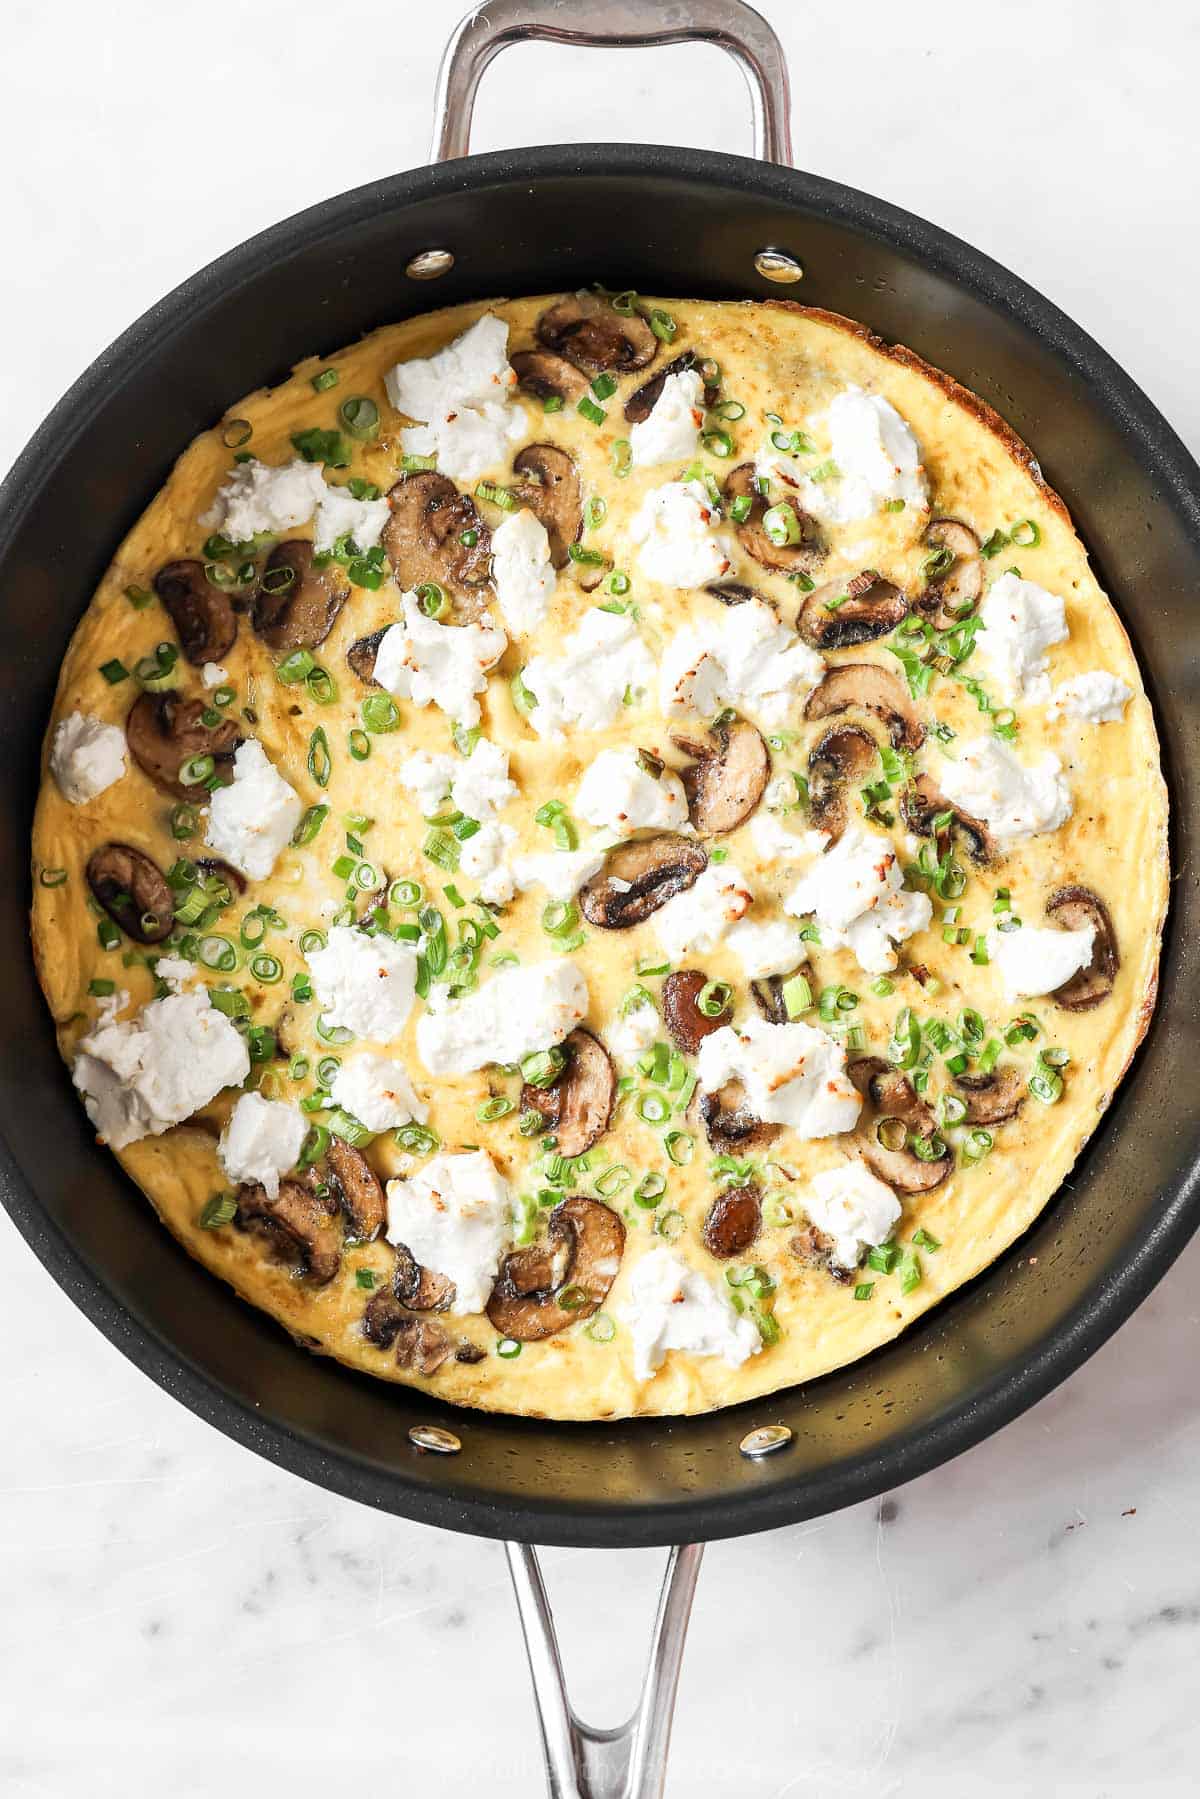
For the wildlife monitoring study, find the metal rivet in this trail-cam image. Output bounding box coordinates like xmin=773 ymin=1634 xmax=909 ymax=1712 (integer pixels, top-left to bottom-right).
xmin=409 ymin=1424 xmax=462 ymax=1455
xmin=739 ymin=1424 xmax=792 ymax=1458
xmin=754 ymin=249 xmax=804 ymax=285
xmin=406 ymin=249 xmax=455 ymax=281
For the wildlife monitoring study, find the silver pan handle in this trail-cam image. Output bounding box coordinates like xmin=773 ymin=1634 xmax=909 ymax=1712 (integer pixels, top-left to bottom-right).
xmin=506 ymin=1541 xmax=705 ymax=1799
xmin=431 ymin=0 xmax=793 ymax=165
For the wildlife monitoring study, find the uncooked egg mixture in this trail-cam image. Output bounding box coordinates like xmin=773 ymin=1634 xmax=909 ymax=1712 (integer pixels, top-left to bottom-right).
xmin=31 ymin=292 xmax=1167 ymax=1419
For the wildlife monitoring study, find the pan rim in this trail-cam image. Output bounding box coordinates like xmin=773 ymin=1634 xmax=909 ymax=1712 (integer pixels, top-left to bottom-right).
xmin=2 ymin=141 xmax=1199 ymax=1547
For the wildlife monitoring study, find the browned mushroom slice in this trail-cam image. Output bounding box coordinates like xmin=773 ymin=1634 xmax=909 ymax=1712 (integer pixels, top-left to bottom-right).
xmin=953 ymin=1066 xmax=1026 ymax=1126
xmin=252 ymin=541 xmax=349 ymax=653
xmin=510 ymin=348 xmax=590 ymax=406
xmin=849 ymin=1057 xmax=952 ymax=1193
xmin=392 ymin=1242 xmax=456 ymax=1312
xmin=805 ymin=663 xmax=924 ymax=752
xmin=750 ymin=976 xmax=788 ymax=1024
xmin=383 ymin=472 xmax=493 ymax=617
xmin=698 ymin=1081 xmax=780 ymax=1155
xmin=901 ymin=773 xmax=996 ymax=867
xmin=326 ymin=1138 xmax=386 ymax=1243
xmin=153 ymin=559 xmax=238 ymax=665
xmin=346 ymin=627 xmax=387 ymax=686
xmin=518 ymin=1028 xmax=615 ymax=1158
xmin=663 ymin=968 xmax=730 ymax=1054
xmin=807 ymin=724 xmax=880 ymax=842
xmin=919 ymin=518 xmax=982 ymax=628
xmin=622 ymin=350 xmax=717 ymax=424
xmin=790 ymin=1224 xmax=854 ymax=1285
xmin=487 ymin=1196 xmax=626 ymax=1341
xmin=723 ymin=462 xmax=823 ymax=577
xmin=579 ymin=834 xmax=707 ymax=929
xmin=702 ymin=1185 xmax=762 ymax=1259
xmin=236 ymin=1175 xmax=342 ymax=1284
xmin=674 ymin=717 xmax=769 ymax=836
xmin=704 ymin=580 xmax=770 ymax=608
xmin=126 ymin=692 xmax=240 ymax=802
xmin=394 ymin=1316 xmax=455 ymax=1375
xmin=536 ymin=292 xmax=657 ymax=374
xmin=511 ymin=443 xmax=582 ymax=569
xmin=796 ymin=571 xmax=908 ymax=651
xmin=85 ymin=843 xmax=174 ymax=944
xmin=362 ymin=1287 xmax=408 ymax=1347
xmin=1045 ymin=885 xmax=1120 ymax=1009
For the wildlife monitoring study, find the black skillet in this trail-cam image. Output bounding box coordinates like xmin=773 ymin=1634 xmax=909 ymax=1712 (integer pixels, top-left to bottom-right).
xmin=2 ymin=4 xmax=1197 ymax=1793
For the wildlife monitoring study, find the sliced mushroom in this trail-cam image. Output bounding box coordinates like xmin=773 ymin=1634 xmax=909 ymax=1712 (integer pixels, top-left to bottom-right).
xmin=153 ymin=559 xmax=238 ymax=665
xmin=750 ymin=976 xmax=788 ymax=1024
xmin=702 ymin=1185 xmax=762 ymax=1259
xmin=326 ymin=1138 xmax=386 ymax=1243
xmin=662 ymin=968 xmax=730 ymax=1055
xmin=807 ymin=724 xmax=880 ymax=843
xmin=85 ymin=843 xmax=174 ymax=945
xmin=486 ymin=1195 xmax=626 ymax=1341
xmin=849 ymin=1056 xmax=952 ymax=1193
xmin=511 ymin=443 xmax=582 ymax=569
xmin=1046 ymin=885 xmax=1119 ymax=1009
xmin=790 ymin=1224 xmax=854 ymax=1285
xmin=622 ymin=350 xmax=718 ymax=424
xmin=953 ymin=1066 xmax=1026 ymax=1126
xmin=510 ymin=348 xmax=590 ymax=406
xmin=673 ymin=717 xmax=769 ymax=836
xmin=252 ymin=541 xmax=348 ymax=654
xmin=394 ymin=1316 xmax=455 ymax=1375
xmin=723 ymin=462 xmax=823 ymax=577
xmin=579 ymin=834 xmax=707 ymax=929
xmin=919 ymin=518 xmax=982 ymax=628
xmin=518 ymin=1028 xmax=615 ymax=1158
xmin=796 ymin=570 xmax=908 ymax=651
xmin=362 ymin=1287 xmax=407 ymax=1347
xmin=901 ymin=773 xmax=996 ymax=867
xmin=392 ymin=1242 xmax=456 ymax=1312
xmin=704 ymin=580 xmax=771 ymax=608
xmin=235 ymin=1175 xmax=342 ymax=1284
xmin=383 ymin=472 xmax=493 ymax=618
xmin=804 ymin=663 xmax=924 ymax=752
xmin=126 ymin=692 xmax=240 ymax=802
xmin=346 ymin=627 xmax=387 ymax=686
xmin=698 ymin=1081 xmax=780 ymax=1155
xmin=536 ymin=292 xmax=657 ymax=374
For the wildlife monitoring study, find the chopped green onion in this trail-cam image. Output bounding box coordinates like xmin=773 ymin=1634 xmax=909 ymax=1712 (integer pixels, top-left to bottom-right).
xmin=496 ymin=1338 xmax=522 ymax=1359
xmin=99 ymin=657 xmax=128 ymax=685
xmin=291 ymin=803 xmax=329 ymax=847
xmin=762 ymin=502 xmax=801 ymax=547
xmin=311 ymin=368 xmax=339 ymax=391
xmin=697 ymin=980 xmax=732 ymax=1019
xmin=339 ymin=395 xmax=379 ymax=440
xmin=307 ymin=727 xmax=331 ymax=787
xmin=199 ymin=1192 xmax=238 ymax=1230
xmin=362 ymin=694 xmax=400 ymax=733
xmin=577 ymin=396 xmax=606 ymax=426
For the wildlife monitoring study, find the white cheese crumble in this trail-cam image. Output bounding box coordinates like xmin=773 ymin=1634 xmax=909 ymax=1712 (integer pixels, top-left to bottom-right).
xmin=72 ymin=988 xmax=250 ymax=1150
xmin=605 ymin=997 xmax=660 ymax=1066
xmin=620 ymin=1247 xmax=762 ymax=1381
xmin=748 ymin=813 xmax=816 ymax=865
xmin=652 ymin=862 xmax=753 ymax=961
xmin=416 ymin=959 xmax=588 ymax=1075
xmin=522 ymin=608 xmax=655 ymax=739
xmin=398 ymin=750 xmax=457 ymax=816
xmin=384 ymin=313 xmax=524 ymax=483
xmin=986 ymin=921 xmax=1096 ymax=999
xmin=974 ymin=572 xmax=1069 ymax=703
xmin=629 ymin=368 xmax=705 ymax=468
xmin=49 ymin=711 xmax=127 ymax=805
xmin=1047 ymin=669 xmax=1133 ymax=724
xmin=399 ymin=738 xmax=517 ymax=823
xmin=373 ymin=592 xmax=506 ymax=729
xmin=329 ymin=1052 xmax=427 ymax=1133
xmin=801 ymin=1162 xmax=902 ymax=1270
xmin=658 ymin=597 xmax=825 ymax=729
xmin=306 ymin=925 xmax=419 ymax=1041
xmin=218 ymin=1092 xmax=307 ymax=1200
xmin=783 ymin=821 xmax=932 ymax=976
xmin=490 ymin=508 xmax=557 ymax=636
xmin=758 ymin=387 xmax=927 ymax=522
xmin=628 ymin=479 xmax=732 ymax=588
xmin=939 ymin=737 xmax=1072 ymax=843
xmin=385 ymin=1148 xmax=512 ymax=1315
xmin=695 ymin=1017 xmax=862 ymax=1139
xmin=205 ymin=740 xmax=302 ymax=882
xmin=574 ymin=747 xmax=688 ymax=837
xmin=201 ymin=662 xmax=229 ymax=689
xmin=312 ymin=484 xmax=390 ymax=554
xmin=726 ymin=917 xmax=807 ymax=979
xmin=512 ymin=848 xmax=607 ymax=902
xmin=200 ymin=457 xmax=327 ymax=539
xmin=458 ymin=821 xmax=518 ymax=904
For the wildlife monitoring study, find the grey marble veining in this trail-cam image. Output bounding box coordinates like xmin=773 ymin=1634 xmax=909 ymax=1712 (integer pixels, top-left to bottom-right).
xmin=2 ymin=2 xmax=1197 ymax=1793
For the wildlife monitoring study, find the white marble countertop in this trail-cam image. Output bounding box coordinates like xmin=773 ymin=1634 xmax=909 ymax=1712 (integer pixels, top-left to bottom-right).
xmin=2 ymin=3 xmax=1197 ymax=1794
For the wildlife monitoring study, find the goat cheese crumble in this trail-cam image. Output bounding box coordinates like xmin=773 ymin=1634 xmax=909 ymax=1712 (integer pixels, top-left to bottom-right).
xmin=801 ymin=1162 xmax=902 ymax=1270
xmin=575 ymin=748 xmax=688 ymax=837
xmin=975 ymin=572 xmax=1069 ymax=703
xmin=205 ymin=740 xmax=302 ymax=881
xmin=628 ymin=479 xmax=731 ymax=587
xmin=986 ymin=920 xmax=1096 ymax=999
xmin=72 ymin=988 xmax=251 ymax=1150
xmin=522 ymin=608 xmax=654 ymax=739
xmin=1047 ymin=669 xmax=1133 ymax=724
xmin=490 ymin=507 xmax=557 ymax=636
xmin=783 ymin=821 xmax=932 ymax=975
xmin=329 ymin=1052 xmax=427 ymax=1133
xmin=695 ymin=1017 xmax=861 ymax=1138
xmin=652 ymin=863 xmax=753 ymax=961
xmin=939 ymin=737 xmax=1072 ymax=843
xmin=384 ymin=313 xmax=524 ymax=483
xmin=659 ymin=596 xmax=825 ymax=728
xmin=621 ymin=1247 xmax=762 ymax=1381
xmin=385 ymin=1148 xmax=513 ymax=1315
xmin=416 ymin=959 xmax=588 ymax=1075
xmin=218 ymin=1092 xmax=307 ymax=1200
xmin=373 ymin=592 xmax=506 ymax=729
xmin=629 ymin=368 xmax=705 ymax=467
xmin=49 ymin=711 xmax=127 ymax=805
xmin=306 ymin=925 xmax=419 ymax=1041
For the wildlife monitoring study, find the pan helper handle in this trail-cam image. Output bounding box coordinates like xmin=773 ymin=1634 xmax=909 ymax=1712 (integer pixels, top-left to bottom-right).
xmin=505 ymin=1541 xmax=704 ymax=1799
xmin=431 ymin=0 xmax=793 ymax=165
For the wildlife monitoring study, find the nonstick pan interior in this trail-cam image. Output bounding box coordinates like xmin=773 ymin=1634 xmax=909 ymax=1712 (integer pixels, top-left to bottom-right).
xmin=2 ymin=146 xmax=1197 ymax=1547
